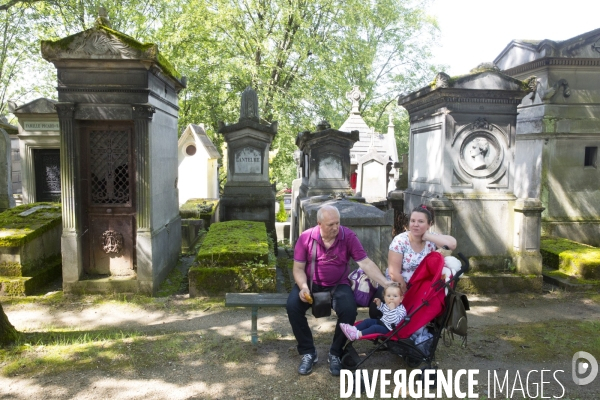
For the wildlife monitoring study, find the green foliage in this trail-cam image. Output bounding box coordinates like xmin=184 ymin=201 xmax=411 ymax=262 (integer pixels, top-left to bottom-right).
xmin=276 ymin=199 xmax=287 ymax=222
xmin=196 ymin=220 xmax=270 ymax=267
xmin=3 ymin=0 xmax=440 ymax=189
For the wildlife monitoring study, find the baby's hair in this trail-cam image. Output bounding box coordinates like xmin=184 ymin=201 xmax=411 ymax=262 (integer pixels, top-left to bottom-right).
xmin=384 ymin=282 xmax=401 ymax=296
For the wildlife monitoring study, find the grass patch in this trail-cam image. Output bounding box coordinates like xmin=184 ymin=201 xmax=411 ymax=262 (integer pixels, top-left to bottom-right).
xmin=0 ymin=327 xmax=255 ymax=377
xmin=484 ymin=319 xmax=600 ymax=362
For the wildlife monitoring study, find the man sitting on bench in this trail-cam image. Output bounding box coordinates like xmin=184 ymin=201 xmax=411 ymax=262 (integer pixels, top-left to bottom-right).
xmin=287 ymin=204 xmax=390 ymax=376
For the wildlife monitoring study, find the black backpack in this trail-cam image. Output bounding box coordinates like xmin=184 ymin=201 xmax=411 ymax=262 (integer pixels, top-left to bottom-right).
xmin=443 ymin=291 xmax=469 ymax=346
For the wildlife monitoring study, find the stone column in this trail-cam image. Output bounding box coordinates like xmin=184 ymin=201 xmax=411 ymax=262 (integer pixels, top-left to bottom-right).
xmin=0 ymin=128 xmax=14 ymax=211
xmin=513 ymin=198 xmax=545 ymax=274
xmin=132 ymin=104 xmax=155 ymax=281
xmin=55 ymin=102 xmax=82 ymax=282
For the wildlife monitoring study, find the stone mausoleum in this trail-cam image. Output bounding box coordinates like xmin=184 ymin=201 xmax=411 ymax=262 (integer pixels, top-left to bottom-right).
xmin=494 ymin=28 xmax=600 ymax=247
xmin=398 ymin=68 xmax=543 ymax=290
xmin=41 ymin=20 xmax=184 ymax=294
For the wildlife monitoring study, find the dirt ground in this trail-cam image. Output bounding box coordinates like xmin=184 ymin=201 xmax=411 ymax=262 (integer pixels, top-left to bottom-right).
xmin=1 ymin=284 xmax=600 ymax=400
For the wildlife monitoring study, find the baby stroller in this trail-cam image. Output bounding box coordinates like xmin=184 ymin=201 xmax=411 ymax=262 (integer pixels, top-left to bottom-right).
xmin=341 ymin=251 xmax=470 ymax=372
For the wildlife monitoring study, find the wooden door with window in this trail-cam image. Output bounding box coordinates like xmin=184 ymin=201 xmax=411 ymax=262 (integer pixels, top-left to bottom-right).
xmin=80 ymin=122 xmax=136 ymax=276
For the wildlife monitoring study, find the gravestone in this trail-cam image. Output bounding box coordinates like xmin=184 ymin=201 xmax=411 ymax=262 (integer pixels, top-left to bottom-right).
xmin=398 ymin=68 xmax=542 ymax=277
xmin=12 ymin=98 xmax=60 ymax=204
xmin=41 ymin=18 xmax=184 ymax=294
xmin=296 ymin=120 xmax=359 ymax=198
xmin=0 ymin=128 xmax=15 ymax=211
xmin=292 ymin=122 xmax=393 ymax=268
xmin=218 ymin=87 xmax=277 ymax=236
xmin=355 ymin=147 xmax=390 ymax=203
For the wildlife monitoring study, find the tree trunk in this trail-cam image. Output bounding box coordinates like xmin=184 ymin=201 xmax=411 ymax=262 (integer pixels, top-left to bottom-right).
xmin=0 ymin=302 xmax=19 ymax=345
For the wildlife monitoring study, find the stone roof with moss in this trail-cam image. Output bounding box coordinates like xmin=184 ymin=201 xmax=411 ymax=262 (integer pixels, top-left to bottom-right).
xmin=41 ymin=22 xmax=184 ymax=89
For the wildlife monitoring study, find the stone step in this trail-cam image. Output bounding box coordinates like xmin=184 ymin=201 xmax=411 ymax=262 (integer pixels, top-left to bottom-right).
xmin=455 ymin=273 xmax=543 ymax=294
xmin=542 ymin=268 xmax=600 ymax=292
xmin=0 ymin=259 xmax=62 ymax=296
xmin=64 ymin=276 xmax=141 ymax=295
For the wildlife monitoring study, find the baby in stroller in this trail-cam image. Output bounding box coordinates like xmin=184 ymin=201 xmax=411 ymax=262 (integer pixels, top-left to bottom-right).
xmin=340 ymin=251 xmax=468 ymax=370
xmin=340 ymin=283 xmax=406 ymax=341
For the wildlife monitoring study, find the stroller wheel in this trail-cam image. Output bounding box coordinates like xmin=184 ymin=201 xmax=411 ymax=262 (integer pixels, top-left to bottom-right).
xmin=405 ymin=356 xmax=421 ymax=368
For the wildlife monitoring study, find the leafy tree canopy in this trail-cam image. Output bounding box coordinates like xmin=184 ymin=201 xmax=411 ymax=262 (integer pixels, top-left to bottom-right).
xmin=2 ymin=0 xmax=441 ymax=188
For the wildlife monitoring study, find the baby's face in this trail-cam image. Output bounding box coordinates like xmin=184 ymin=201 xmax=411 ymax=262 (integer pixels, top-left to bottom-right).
xmin=384 ymin=287 xmax=403 ymax=307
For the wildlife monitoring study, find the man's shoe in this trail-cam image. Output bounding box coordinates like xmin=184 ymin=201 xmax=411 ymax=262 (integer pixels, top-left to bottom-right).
xmin=328 ymin=353 xmax=342 ymax=376
xmin=298 ymin=353 xmax=318 ymax=375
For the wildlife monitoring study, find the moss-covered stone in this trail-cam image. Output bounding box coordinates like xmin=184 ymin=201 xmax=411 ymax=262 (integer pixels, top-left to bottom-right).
xmin=0 ymin=256 xmax=61 ymax=296
xmin=0 ymin=262 xmax=21 ymax=277
xmin=196 ymin=220 xmax=270 ymax=267
xmin=0 ymin=203 xmax=61 ymax=248
xmin=188 ymin=266 xmax=276 ymax=297
xmin=41 ymin=23 xmax=182 ymax=82
xmin=179 ymin=199 xmax=219 ymax=227
xmin=540 ymin=236 xmax=600 ymax=279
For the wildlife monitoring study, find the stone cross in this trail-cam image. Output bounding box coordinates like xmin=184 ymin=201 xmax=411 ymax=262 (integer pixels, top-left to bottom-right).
xmin=346 ymin=86 xmax=364 ymax=114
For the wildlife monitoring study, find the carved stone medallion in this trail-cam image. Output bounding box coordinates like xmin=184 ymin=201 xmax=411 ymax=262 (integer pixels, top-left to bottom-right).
xmin=102 ymin=230 xmax=124 ymax=254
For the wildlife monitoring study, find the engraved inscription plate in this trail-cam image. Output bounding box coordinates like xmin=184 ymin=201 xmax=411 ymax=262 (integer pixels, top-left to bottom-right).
xmin=318 ymin=155 xmax=342 ymax=179
xmin=235 ymin=147 xmax=261 ymax=173
xmin=24 ymin=121 xmax=60 ymax=131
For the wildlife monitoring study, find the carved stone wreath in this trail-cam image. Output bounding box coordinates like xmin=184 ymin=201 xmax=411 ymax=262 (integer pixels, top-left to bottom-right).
xmin=102 ymin=230 xmax=124 ymax=254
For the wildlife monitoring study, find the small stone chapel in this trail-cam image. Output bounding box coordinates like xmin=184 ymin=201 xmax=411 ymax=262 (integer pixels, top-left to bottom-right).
xmin=41 ymin=19 xmax=184 ymax=294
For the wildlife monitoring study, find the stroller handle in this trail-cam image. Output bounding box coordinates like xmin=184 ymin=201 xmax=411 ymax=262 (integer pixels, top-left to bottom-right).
xmin=451 ymin=252 xmax=470 ymax=282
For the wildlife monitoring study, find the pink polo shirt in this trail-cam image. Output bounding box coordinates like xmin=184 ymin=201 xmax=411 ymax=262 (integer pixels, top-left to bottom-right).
xmin=294 ymin=226 xmax=368 ymax=287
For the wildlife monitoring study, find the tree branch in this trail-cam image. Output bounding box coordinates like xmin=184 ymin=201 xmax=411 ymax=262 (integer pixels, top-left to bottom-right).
xmin=0 ymin=0 xmax=46 ymax=12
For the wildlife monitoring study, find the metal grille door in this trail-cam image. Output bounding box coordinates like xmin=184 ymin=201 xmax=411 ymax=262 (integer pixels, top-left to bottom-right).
xmin=89 ymin=130 xmax=130 ymax=205
xmin=81 ymin=123 xmax=136 ymax=276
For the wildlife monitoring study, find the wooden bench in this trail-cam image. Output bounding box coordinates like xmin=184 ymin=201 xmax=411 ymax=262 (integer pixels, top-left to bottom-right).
xmin=225 ymin=293 xmax=288 ymax=344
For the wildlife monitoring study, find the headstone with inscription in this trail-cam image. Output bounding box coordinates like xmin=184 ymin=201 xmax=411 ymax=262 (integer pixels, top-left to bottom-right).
xmin=218 ymin=87 xmax=277 ymax=236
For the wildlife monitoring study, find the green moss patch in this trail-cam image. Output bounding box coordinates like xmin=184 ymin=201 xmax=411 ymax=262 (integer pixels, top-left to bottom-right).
xmin=0 ymin=256 xmax=61 ymax=296
xmin=189 ymin=220 xmax=276 ymax=296
xmin=188 ymin=266 xmax=276 ymax=296
xmin=541 ymin=236 xmax=600 ymax=279
xmin=0 ymin=203 xmax=61 ymax=248
xmin=196 ymin=220 xmax=269 ymax=267
xmin=42 ymin=24 xmax=181 ymax=82
xmin=179 ymin=198 xmax=219 ymax=222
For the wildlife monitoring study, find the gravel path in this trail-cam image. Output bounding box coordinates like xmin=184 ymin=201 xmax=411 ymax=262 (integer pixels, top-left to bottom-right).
xmin=1 ymin=289 xmax=600 ymax=399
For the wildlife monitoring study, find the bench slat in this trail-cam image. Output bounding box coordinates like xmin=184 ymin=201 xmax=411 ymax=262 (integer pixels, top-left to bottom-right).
xmin=225 ymin=292 xmax=288 ymax=308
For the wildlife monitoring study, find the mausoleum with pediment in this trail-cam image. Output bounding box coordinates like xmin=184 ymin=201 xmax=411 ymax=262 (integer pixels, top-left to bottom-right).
xmin=495 ymin=28 xmax=600 ymax=247
xmin=41 ymin=19 xmax=185 ymax=294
